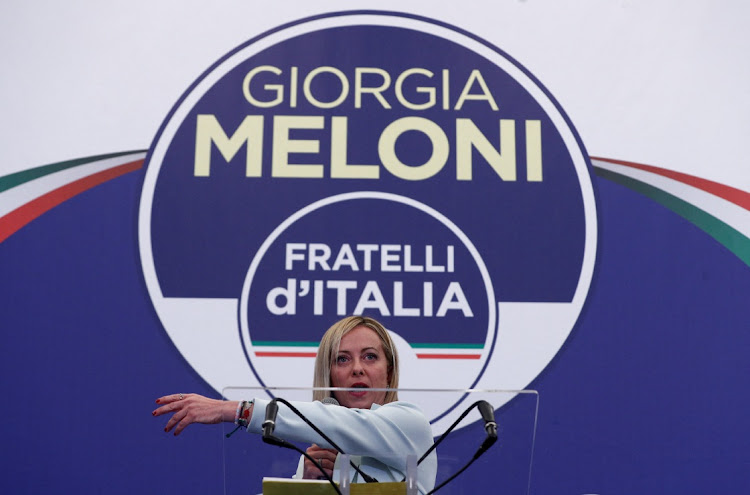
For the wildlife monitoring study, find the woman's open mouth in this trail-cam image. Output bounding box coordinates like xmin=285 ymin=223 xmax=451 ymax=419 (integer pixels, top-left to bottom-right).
xmin=348 ymin=383 xmax=369 ymax=397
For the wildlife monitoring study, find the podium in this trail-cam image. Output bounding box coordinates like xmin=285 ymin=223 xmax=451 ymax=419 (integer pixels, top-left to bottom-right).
xmin=221 ymin=387 xmax=538 ymax=495
xmin=262 ymin=477 xmax=411 ymax=495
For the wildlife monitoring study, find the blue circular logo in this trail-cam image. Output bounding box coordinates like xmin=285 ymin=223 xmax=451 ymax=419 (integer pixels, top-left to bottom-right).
xmin=138 ymin=11 xmax=597 ymax=431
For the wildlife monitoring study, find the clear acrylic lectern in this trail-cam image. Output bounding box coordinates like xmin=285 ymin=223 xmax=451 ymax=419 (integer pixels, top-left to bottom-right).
xmin=222 ymin=387 xmax=538 ymax=495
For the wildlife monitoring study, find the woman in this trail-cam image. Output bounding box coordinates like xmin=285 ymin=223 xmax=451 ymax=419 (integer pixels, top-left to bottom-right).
xmin=153 ymin=316 xmax=437 ymax=493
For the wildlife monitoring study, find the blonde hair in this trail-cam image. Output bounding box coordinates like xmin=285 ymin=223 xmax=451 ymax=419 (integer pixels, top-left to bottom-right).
xmin=312 ymin=316 xmax=399 ymax=404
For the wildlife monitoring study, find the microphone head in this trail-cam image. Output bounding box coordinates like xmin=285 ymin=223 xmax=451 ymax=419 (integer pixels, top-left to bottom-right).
xmin=477 ymin=400 xmax=495 ymax=422
xmin=477 ymin=400 xmax=498 ymax=438
xmin=321 ymin=397 xmax=340 ymax=406
xmin=262 ymin=398 xmax=279 ymax=439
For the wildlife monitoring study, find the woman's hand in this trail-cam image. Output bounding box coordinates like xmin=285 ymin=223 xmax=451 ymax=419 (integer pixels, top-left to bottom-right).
xmin=302 ymin=444 xmax=338 ymax=479
xmin=153 ymin=393 xmax=238 ymax=436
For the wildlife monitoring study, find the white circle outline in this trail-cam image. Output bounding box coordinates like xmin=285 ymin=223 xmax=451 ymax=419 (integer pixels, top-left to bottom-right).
xmin=136 ymin=12 xmax=598 ymax=418
xmin=239 ymin=191 xmax=498 ymax=390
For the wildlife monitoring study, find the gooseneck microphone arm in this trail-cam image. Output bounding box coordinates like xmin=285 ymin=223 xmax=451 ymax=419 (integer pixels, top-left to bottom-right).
xmin=408 ymin=400 xmax=499 ymax=495
xmin=261 ymin=399 xmax=343 ymax=495
xmin=416 ymin=399 xmax=489 ymax=466
xmin=273 ymin=398 xmax=378 ymax=483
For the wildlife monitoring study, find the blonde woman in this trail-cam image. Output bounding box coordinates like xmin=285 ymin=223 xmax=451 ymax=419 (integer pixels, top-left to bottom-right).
xmin=153 ymin=316 xmax=437 ymax=494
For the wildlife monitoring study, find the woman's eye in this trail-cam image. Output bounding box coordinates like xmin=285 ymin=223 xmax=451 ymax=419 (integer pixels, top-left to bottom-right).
xmin=336 ymin=355 xmax=349 ymax=364
xmin=364 ymin=353 xmax=378 ymax=360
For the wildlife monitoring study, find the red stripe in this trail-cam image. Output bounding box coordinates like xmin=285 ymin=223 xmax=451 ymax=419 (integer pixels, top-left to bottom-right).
xmin=416 ymin=353 xmax=481 ymax=359
xmin=591 ymin=156 xmax=750 ymax=211
xmin=255 ymin=352 xmax=318 ymax=358
xmin=0 ymin=160 xmax=144 ymax=243
xmin=255 ymin=351 xmax=480 ymax=359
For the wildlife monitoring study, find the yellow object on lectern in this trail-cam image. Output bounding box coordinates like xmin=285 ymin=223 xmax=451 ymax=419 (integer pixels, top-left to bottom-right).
xmin=262 ymin=478 xmax=407 ymax=495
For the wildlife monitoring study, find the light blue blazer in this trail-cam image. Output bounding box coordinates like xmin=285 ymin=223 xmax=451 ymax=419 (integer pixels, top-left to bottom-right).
xmin=248 ymin=399 xmax=437 ymax=494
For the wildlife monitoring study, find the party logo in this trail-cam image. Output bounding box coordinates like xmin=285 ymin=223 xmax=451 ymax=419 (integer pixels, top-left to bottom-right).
xmin=138 ymin=11 xmax=597 ymax=430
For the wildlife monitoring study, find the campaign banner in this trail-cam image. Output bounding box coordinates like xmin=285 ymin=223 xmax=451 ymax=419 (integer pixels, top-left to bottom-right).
xmin=2 ymin=3 xmax=748 ymax=494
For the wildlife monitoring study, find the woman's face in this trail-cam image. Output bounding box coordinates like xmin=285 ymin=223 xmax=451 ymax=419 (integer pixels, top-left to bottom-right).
xmin=330 ymin=325 xmax=391 ymax=409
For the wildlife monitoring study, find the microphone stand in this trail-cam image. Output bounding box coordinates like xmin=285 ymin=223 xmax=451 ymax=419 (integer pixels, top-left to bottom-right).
xmin=409 ymin=400 xmax=499 ymax=495
xmin=262 ymin=433 xmax=344 ymax=495
xmin=261 ymin=399 xmax=343 ymax=495
xmin=260 ymin=398 xmax=378 ymax=495
xmin=274 ymin=398 xmax=378 ymax=483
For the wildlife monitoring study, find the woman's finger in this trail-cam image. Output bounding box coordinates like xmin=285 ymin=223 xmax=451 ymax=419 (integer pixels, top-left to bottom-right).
xmin=155 ymin=393 xmax=189 ymax=405
xmin=164 ymin=407 xmax=189 ymax=433
xmin=172 ymin=412 xmax=193 ymax=436
xmin=304 ymin=445 xmax=337 ymax=478
xmin=153 ymin=396 xmax=187 ymax=417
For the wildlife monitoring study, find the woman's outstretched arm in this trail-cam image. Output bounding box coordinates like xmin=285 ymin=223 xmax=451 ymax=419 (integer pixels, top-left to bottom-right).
xmin=153 ymin=393 xmax=241 ymax=436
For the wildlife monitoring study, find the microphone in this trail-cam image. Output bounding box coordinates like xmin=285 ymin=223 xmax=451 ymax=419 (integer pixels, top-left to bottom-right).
xmin=261 ymin=399 xmax=287 ymax=448
xmin=262 ymin=399 xmax=279 ymax=438
xmin=476 ymin=401 xmax=498 ymax=454
xmin=415 ymin=400 xmax=500 ymax=495
xmin=259 ymin=399 xmax=342 ymax=495
xmin=477 ymin=400 xmax=497 ymax=437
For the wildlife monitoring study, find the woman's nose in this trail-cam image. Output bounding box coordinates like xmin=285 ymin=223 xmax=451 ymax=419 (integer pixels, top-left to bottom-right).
xmin=351 ymin=359 xmax=364 ymax=375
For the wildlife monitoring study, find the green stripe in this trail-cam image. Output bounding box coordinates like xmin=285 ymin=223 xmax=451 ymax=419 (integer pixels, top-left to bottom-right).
xmin=409 ymin=343 xmax=484 ymax=349
xmin=596 ymin=167 xmax=750 ymax=267
xmin=0 ymin=150 xmax=146 ymax=193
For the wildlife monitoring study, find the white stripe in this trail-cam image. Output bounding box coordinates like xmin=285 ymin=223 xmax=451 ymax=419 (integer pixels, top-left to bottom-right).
xmin=0 ymin=152 xmax=145 ymax=218
xmin=593 ymin=159 xmax=750 ymax=239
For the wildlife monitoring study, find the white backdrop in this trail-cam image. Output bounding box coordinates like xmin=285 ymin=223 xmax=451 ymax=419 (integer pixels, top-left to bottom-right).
xmin=2 ymin=4 xmax=749 ymax=494
xmin=1 ymin=0 xmax=748 ymax=190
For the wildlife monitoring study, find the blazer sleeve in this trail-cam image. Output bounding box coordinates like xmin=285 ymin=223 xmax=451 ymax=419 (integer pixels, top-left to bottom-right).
xmin=247 ymin=398 xmax=433 ymax=470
